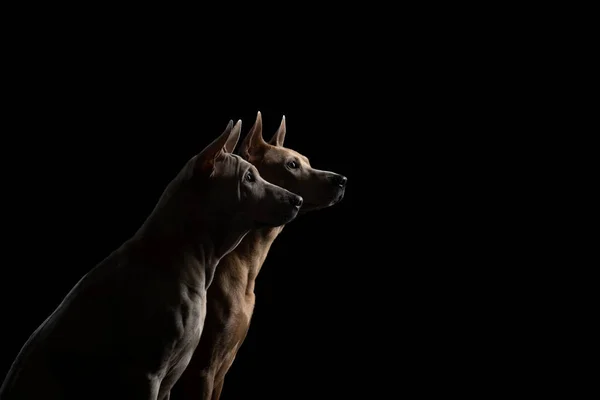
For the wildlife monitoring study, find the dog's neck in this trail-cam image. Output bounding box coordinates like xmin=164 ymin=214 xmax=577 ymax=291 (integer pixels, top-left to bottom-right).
xmin=228 ymin=225 xmax=284 ymax=294
xmin=133 ymin=198 xmax=250 ymax=292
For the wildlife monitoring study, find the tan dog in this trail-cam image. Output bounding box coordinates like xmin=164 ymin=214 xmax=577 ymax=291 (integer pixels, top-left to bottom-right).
xmin=172 ymin=112 xmax=347 ymax=400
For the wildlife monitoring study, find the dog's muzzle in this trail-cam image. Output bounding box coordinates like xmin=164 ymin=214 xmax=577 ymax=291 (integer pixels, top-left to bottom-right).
xmin=330 ymin=174 xmax=347 ymax=189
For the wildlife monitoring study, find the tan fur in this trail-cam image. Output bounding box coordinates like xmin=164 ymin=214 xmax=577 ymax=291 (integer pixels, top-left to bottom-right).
xmin=172 ymin=112 xmax=346 ymax=400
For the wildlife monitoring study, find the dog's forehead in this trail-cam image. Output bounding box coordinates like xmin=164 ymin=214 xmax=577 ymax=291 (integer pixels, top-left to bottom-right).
xmin=267 ymin=146 xmax=311 ymax=166
xmin=228 ymin=153 xmax=251 ymax=172
xmin=291 ymin=150 xmax=311 ymax=167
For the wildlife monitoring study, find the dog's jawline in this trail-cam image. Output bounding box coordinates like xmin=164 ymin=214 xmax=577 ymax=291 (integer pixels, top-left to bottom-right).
xmin=301 ymin=200 xmax=338 ymax=212
xmin=254 ymin=221 xmax=282 ymax=229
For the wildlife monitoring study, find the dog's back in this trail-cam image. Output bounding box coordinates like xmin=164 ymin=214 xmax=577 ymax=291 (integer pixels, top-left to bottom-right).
xmin=1 ymin=119 xmax=302 ymax=400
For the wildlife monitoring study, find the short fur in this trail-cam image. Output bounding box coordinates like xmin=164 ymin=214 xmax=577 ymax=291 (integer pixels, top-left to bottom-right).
xmin=172 ymin=112 xmax=347 ymax=400
xmin=0 ymin=120 xmax=303 ymax=400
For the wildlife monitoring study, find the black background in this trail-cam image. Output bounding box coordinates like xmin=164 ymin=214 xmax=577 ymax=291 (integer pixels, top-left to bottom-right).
xmin=0 ymin=24 xmax=512 ymax=398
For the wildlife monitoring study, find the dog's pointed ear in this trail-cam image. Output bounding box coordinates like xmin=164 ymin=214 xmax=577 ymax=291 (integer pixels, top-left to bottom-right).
xmin=224 ymin=119 xmax=242 ymax=154
xmin=239 ymin=111 xmax=266 ymax=159
xmin=268 ymin=115 xmax=286 ymax=147
xmin=197 ymin=120 xmax=235 ymax=172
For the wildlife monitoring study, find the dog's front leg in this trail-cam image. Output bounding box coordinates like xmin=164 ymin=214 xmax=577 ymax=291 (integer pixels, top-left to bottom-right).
xmin=211 ymin=378 xmax=224 ymax=400
xmin=119 ymin=373 xmax=161 ymax=400
xmin=173 ymin=368 xmax=214 ymax=400
xmin=159 ymin=391 xmax=171 ymax=400
xmin=191 ymin=371 xmax=214 ymax=400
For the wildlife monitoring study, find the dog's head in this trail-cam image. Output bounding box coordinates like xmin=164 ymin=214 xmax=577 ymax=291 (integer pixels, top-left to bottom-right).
xmin=237 ymin=112 xmax=346 ymax=213
xmin=187 ymin=119 xmax=302 ymax=229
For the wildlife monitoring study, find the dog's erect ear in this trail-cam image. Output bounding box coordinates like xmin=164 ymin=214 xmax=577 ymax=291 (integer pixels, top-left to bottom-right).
xmin=224 ymin=119 xmax=242 ymax=154
xmin=197 ymin=120 xmax=237 ymax=172
xmin=268 ymin=115 xmax=286 ymax=147
xmin=239 ymin=111 xmax=266 ymax=159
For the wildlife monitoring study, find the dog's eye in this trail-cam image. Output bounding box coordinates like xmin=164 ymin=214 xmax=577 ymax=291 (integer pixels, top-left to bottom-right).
xmin=245 ymin=171 xmax=255 ymax=182
xmin=287 ymin=161 xmax=298 ymax=169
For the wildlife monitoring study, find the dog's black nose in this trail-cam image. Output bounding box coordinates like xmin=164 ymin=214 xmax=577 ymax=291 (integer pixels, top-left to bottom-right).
xmin=289 ymin=195 xmax=303 ymax=208
xmin=332 ymin=174 xmax=347 ymax=188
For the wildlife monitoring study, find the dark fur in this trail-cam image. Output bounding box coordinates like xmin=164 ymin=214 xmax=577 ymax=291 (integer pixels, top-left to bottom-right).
xmin=172 ymin=112 xmax=346 ymax=400
xmin=0 ymin=120 xmax=302 ymax=400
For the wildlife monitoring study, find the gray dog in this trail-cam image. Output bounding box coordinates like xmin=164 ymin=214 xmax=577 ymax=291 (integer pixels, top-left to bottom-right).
xmin=0 ymin=120 xmax=303 ymax=400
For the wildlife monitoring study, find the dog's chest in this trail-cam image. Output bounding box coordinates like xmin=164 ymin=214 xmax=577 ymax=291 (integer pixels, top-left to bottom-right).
xmin=215 ymin=292 xmax=255 ymax=355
